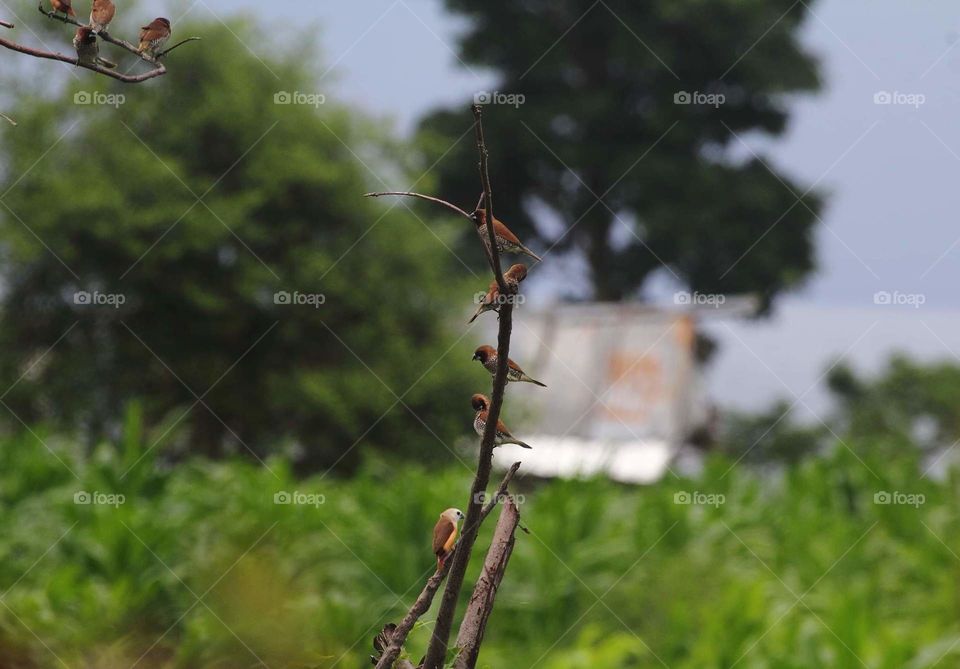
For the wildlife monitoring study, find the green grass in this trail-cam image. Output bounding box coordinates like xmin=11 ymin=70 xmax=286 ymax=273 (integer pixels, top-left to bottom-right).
xmin=0 ymin=416 xmax=957 ymax=668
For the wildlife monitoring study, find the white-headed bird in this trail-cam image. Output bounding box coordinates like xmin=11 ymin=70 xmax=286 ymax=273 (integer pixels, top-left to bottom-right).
xmin=433 ymin=508 xmax=465 ymax=570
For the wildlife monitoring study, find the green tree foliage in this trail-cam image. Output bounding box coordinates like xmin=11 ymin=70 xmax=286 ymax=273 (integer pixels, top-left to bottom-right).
xmin=418 ymin=0 xmax=823 ymax=302
xmin=0 ymin=20 xmax=475 ymax=470
xmin=828 ymin=355 xmax=960 ymax=451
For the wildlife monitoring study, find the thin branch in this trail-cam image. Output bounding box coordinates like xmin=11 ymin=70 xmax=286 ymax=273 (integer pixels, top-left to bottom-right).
xmin=0 ymin=34 xmax=167 ymax=82
xmin=0 ymin=112 xmax=15 ymax=126
xmin=423 ymin=104 xmax=517 ymax=669
xmin=364 ymin=191 xmax=474 ymax=221
xmin=156 ymin=36 xmax=200 ymax=58
xmin=453 ymin=497 xmax=521 ymax=669
xmin=373 ymin=462 xmax=521 ymax=669
xmin=473 ymin=105 xmax=507 ymax=292
xmin=0 ymin=19 xmax=13 ymax=29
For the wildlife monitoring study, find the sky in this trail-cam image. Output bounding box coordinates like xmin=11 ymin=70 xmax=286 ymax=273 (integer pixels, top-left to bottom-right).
xmin=161 ymin=0 xmax=960 ymax=415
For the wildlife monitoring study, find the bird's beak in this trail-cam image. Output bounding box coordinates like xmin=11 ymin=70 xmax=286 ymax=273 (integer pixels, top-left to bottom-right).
xmin=472 ymin=353 xmax=480 ymax=361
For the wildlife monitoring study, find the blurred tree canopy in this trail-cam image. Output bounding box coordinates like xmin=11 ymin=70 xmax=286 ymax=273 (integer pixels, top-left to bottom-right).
xmin=418 ymin=0 xmax=823 ymax=303
xmin=0 ymin=20 xmax=476 ymax=471
xmin=827 ymin=355 xmax=960 ymax=452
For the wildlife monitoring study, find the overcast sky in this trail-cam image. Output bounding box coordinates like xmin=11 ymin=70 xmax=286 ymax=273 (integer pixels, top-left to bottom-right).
xmin=163 ymin=0 xmax=960 ymax=415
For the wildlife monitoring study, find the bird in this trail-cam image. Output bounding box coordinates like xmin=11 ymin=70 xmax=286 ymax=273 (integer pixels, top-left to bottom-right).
xmin=73 ymin=27 xmax=116 ymax=68
xmin=89 ymin=0 xmax=115 ymax=34
xmin=473 ymin=208 xmax=541 ymax=263
xmin=472 ymin=345 xmax=547 ymax=387
xmin=472 ymin=393 xmax=532 ymax=449
xmin=433 ymin=508 xmax=465 ymax=570
xmin=467 ymin=263 xmax=528 ymax=323
xmin=137 ymin=18 xmax=171 ymax=58
xmin=49 ymin=0 xmax=75 ymax=17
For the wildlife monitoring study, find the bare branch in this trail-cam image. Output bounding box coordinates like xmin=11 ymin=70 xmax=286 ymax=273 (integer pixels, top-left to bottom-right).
xmin=0 ymin=19 xmax=13 ymax=29
xmin=471 ymin=105 xmax=508 ymax=293
xmin=0 ymin=33 xmax=167 ymax=82
xmin=0 ymin=112 xmax=15 ymax=126
xmin=423 ymin=104 xmax=517 ymax=669
xmin=453 ymin=497 xmax=521 ymax=669
xmin=364 ymin=191 xmax=474 ymax=221
xmin=157 ymin=36 xmax=200 ymax=58
xmin=373 ymin=462 xmax=521 ymax=669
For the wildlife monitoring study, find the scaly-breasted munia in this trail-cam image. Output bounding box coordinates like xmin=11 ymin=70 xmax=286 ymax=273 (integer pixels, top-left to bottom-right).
xmin=473 ymin=208 xmax=542 ymax=263
xmin=471 ymin=393 xmax=532 ymax=449
xmin=49 ymin=0 xmax=75 ymax=17
xmin=432 ymin=508 xmax=465 ymax=570
xmin=138 ymin=18 xmax=171 ymax=57
xmin=73 ymin=27 xmax=116 ymax=68
xmin=89 ymin=0 xmax=115 ymax=34
xmin=467 ymin=263 xmax=528 ymax=323
xmin=472 ymin=345 xmax=547 ymax=387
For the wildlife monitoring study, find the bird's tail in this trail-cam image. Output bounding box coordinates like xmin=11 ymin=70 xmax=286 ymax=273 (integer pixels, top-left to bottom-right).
xmin=520 ymin=245 xmax=542 ymax=263
xmin=510 ymin=439 xmax=533 ymax=449
xmin=467 ymin=304 xmax=484 ymax=324
xmin=66 ymin=6 xmax=76 ymax=16
xmin=522 ymin=375 xmax=547 ymax=388
xmin=96 ymin=56 xmax=117 ymax=69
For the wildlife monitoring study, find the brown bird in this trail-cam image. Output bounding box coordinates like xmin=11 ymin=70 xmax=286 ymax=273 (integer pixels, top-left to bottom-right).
xmin=473 ymin=345 xmax=547 ymax=387
xmin=89 ymin=0 xmax=115 ymax=33
xmin=473 ymin=208 xmax=542 ymax=263
xmin=467 ymin=263 xmax=528 ymax=323
xmin=138 ymin=18 xmax=171 ymax=57
xmin=49 ymin=0 xmax=75 ymax=17
xmin=432 ymin=508 xmax=465 ymax=570
xmin=73 ymin=27 xmax=116 ymax=68
xmin=472 ymin=393 xmax=532 ymax=449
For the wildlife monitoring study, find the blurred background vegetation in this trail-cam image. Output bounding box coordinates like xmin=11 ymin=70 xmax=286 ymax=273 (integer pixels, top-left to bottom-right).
xmin=0 ymin=2 xmax=956 ymax=668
